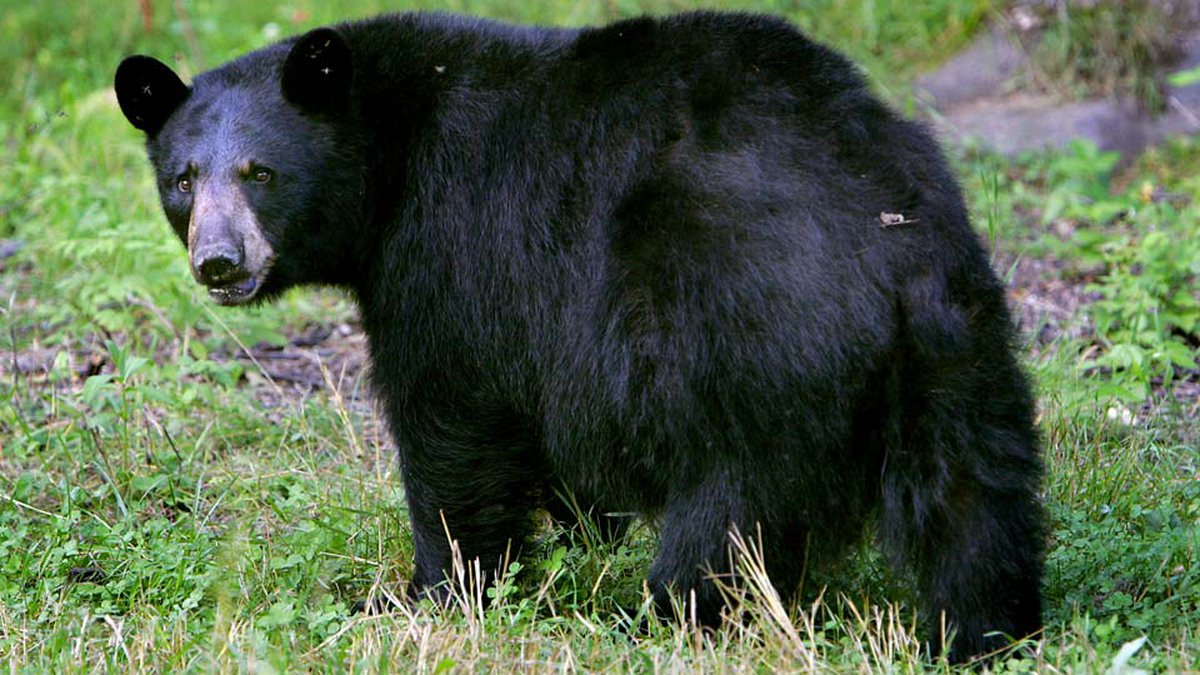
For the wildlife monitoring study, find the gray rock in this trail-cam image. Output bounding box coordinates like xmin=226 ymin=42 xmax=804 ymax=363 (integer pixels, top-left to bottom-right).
xmin=915 ymin=19 xmax=1200 ymax=158
xmin=914 ymin=26 xmax=1026 ymax=110
xmin=933 ymin=94 xmax=1152 ymax=156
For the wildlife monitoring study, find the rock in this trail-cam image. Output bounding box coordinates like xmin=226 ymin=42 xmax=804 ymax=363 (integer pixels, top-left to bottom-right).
xmin=1155 ymin=31 xmax=1200 ymax=138
xmin=915 ymin=16 xmax=1200 ymax=158
xmin=935 ymin=94 xmax=1152 ymax=156
xmin=914 ymin=25 xmax=1027 ymax=110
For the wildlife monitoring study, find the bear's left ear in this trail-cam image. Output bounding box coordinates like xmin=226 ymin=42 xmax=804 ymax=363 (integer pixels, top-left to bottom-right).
xmin=114 ymin=55 xmax=190 ymax=135
xmin=282 ymin=27 xmax=353 ymax=113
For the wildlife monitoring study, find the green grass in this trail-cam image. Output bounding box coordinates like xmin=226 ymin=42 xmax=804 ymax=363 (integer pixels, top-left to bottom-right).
xmin=2 ymin=1 xmax=1198 ymax=672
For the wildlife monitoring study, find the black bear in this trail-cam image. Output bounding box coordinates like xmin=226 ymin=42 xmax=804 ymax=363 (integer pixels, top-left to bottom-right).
xmin=115 ymin=11 xmax=1044 ymax=662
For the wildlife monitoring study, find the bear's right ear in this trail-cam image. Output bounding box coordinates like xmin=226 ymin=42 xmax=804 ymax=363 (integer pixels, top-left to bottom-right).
xmin=114 ymin=55 xmax=189 ymax=135
xmin=282 ymin=27 xmax=353 ymax=113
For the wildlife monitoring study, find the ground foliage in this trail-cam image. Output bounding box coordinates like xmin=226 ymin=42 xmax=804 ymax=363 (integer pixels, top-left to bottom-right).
xmin=1 ymin=2 xmax=1196 ymax=672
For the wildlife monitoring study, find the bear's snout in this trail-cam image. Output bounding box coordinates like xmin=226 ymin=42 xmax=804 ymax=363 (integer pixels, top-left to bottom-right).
xmin=183 ymin=182 xmax=275 ymax=305
xmin=194 ymin=242 xmax=245 ymax=286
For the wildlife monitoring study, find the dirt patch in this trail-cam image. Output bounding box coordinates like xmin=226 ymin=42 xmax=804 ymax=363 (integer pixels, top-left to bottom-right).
xmin=998 ymin=249 xmax=1198 ymax=436
xmin=3 ymin=315 xmax=385 ymax=450
xmin=1003 ymin=252 xmax=1098 ymax=351
xmin=5 ymin=261 xmax=1192 ymax=447
xmin=214 ymin=322 xmax=373 ymax=406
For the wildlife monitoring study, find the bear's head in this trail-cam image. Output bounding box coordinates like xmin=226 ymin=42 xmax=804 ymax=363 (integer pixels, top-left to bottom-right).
xmin=115 ymin=28 xmax=358 ymax=305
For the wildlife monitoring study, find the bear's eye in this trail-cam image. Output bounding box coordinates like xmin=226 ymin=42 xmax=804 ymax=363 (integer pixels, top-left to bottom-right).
xmin=252 ymin=168 xmax=273 ymax=184
xmin=177 ymin=176 xmax=192 ymax=193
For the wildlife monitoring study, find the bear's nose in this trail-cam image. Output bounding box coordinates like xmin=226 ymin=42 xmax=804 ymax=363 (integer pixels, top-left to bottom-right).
xmin=195 ymin=245 xmax=245 ymax=286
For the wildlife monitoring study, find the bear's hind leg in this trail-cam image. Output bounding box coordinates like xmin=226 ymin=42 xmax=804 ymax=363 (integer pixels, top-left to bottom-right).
xmin=880 ymin=374 xmax=1044 ymax=662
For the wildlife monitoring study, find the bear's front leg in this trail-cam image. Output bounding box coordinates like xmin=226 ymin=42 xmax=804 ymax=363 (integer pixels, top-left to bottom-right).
xmin=396 ymin=406 xmax=545 ymax=604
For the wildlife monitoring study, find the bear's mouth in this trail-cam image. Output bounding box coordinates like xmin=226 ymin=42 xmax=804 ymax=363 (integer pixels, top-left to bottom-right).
xmin=206 ymin=275 xmax=260 ymax=306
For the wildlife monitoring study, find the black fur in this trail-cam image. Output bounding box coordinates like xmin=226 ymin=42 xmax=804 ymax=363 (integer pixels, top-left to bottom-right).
xmin=115 ymin=11 xmax=1044 ymax=662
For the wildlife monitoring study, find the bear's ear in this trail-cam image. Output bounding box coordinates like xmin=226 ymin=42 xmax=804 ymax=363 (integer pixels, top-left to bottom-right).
xmin=114 ymin=55 xmax=189 ymax=135
xmin=282 ymin=27 xmax=353 ymax=113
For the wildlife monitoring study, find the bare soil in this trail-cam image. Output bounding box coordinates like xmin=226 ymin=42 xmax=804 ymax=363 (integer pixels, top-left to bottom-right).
xmin=4 ymin=246 xmax=1194 ymax=446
